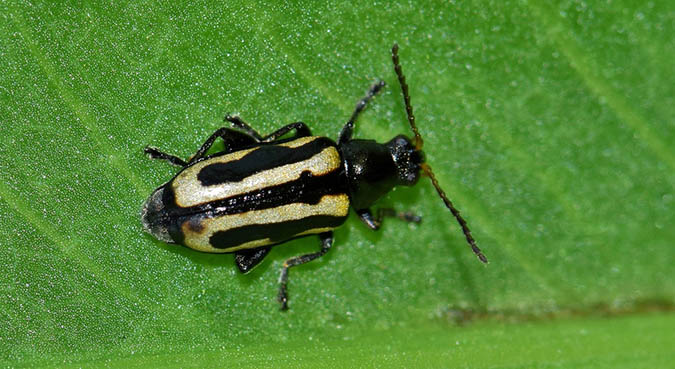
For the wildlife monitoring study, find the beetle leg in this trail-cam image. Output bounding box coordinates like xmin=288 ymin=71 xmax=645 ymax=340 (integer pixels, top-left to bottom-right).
xmin=187 ymin=127 xmax=258 ymax=165
xmin=234 ymin=247 xmax=271 ymax=274
xmin=261 ymin=122 xmax=312 ymax=142
xmin=278 ymin=231 xmax=333 ymax=310
xmin=338 ymin=80 xmax=386 ymax=145
xmin=144 ymin=146 xmax=188 ymax=167
xmin=357 ymin=208 xmax=421 ymax=230
xmin=227 ymin=115 xmax=312 ymax=142
xmin=225 ymin=115 xmax=264 ymax=141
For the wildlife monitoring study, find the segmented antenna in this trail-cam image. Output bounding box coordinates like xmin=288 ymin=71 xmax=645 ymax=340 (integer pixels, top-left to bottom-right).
xmin=392 ymin=44 xmax=488 ymax=264
xmin=392 ymin=44 xmax=423 ymax=150
xmin=422 ymin=164 xmax=487 ymax=263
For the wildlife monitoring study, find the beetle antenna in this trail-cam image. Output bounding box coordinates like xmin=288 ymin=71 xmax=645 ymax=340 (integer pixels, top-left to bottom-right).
xmin=421 ymin=163 xmax=488 ymax=264
xmin=392 ymin=43 xmax=423 ymax=150
xmin=393 ymin=44 xmax=486 ymax=263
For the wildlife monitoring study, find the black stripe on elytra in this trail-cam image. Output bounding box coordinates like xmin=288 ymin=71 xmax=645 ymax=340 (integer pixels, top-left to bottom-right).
xmin=209 ymin=215 xmax=346 ymax=249
xmin=158 ymin=184 xmax=186 ymax=246
xmin=197 ymin=137 xmax=335 ymax=186
xmin=173 ymin=168 xmax=348 ymax=218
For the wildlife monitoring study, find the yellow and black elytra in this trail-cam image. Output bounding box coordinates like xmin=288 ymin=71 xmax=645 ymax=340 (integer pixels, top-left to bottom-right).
xmin=141 ymin=44 xmax=487 ymax=310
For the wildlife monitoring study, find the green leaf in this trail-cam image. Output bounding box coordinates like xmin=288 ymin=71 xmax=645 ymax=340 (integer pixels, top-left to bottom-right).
xmin=1 ymin=0 xmax=673 ymax=367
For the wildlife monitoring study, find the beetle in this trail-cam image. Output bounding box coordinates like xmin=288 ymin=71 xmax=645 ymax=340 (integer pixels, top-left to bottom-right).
xmin=141 ymin=44 xmax=487 ymax=310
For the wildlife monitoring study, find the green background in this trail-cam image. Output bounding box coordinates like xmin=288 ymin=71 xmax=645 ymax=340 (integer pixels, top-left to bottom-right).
xmin=1 ymin=1 xmax=673 ymax=367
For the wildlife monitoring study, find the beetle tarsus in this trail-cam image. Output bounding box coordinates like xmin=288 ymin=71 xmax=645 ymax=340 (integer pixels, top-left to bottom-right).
xmin=278 ymin=267 xmax=290 ymax=310
xmin=377 ymin=208 xmax=422 ymax=224
xmin=277 ymin=232 xmax=334 ymax=311
xmin=225 ymin=114 xmax=264 ymax=141
xmin=357 ymin=208 xmax=421 ymax=230
xmin=144 ymin=146 xmax=188 ymax=167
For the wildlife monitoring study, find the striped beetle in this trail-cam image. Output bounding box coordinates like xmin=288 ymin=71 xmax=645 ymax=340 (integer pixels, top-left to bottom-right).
xmin=141 ymin=44 xmax=487 ymax=310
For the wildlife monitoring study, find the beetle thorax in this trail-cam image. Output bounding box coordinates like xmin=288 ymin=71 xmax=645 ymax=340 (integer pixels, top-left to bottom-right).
xmin=340 ymin=135 xmax=423 ymax=210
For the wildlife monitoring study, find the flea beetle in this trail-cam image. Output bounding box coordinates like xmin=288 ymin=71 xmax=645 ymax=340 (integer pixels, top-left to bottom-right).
xmin=141 ymin=44 xmax=487 ymax=310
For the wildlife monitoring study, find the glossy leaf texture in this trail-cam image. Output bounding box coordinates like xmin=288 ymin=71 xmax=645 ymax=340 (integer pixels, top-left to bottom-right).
xmin=1 ymin=1 xmax=673 ymax=367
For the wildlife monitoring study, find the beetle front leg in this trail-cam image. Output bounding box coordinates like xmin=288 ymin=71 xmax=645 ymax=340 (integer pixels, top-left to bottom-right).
xmin=338 ymin=80 xmax=386 ymax=145
xmin=278 ymin=232 xmax=333 ymax=310
xmin=357 ymin=208 xmax=421 ymax=230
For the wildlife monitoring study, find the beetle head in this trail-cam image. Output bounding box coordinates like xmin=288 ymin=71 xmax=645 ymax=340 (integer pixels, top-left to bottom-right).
xmin=386 ymin=134 xmax=424 ymax=186
xmin=141 ymin=186 xmax=175 ymax=244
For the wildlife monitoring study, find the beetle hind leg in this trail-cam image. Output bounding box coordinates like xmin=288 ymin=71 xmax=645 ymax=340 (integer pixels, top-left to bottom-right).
xmin=144 ymin=146 xmax=188 ymax=167
xmin=188 ymin=126 xmax=259 ymax=165
xmin=278 ymin=232 xmax=333 ymax=310
xmin=225 ymin=114 xmax=264 ymax=141
xmin=234 ymin=247 xmax=271 ymax=273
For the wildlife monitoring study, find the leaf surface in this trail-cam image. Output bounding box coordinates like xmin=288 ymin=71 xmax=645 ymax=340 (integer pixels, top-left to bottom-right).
xmin=1 ymin=1 xmax=673 ymax=367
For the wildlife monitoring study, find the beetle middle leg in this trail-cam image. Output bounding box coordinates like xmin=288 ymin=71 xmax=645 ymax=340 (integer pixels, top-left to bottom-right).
xmin=278 ymin=231 xmax=333 ymax=310
xmin=261 ymin=122 xmax=312 ymax=142
xmin=356 ymin=208 xmax=421 ymax=230
xmin=226 ymin=115 xmax=312 ymax=142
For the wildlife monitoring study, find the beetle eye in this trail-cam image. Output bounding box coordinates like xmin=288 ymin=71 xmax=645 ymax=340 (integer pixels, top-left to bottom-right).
xmin=413 ymin=149 xmax=425 ymax=165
